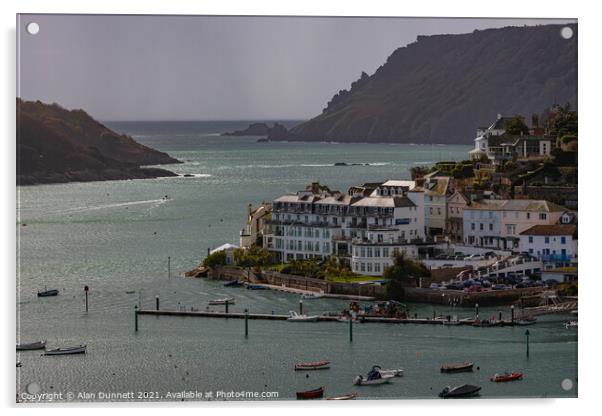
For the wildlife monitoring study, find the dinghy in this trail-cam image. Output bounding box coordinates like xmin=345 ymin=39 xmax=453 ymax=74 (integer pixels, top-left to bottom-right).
xmin=296 ymin=387 xmax=324 ymax=400
xmin=440 ymin=362 xmax=474 ymax=373
xmin=223 ymin=280 xmax=243 ymax=287
xmin=490 ymin=371 xmax=523 ymax=382
xmin=43 ymin=345 xmax=87 ymax=356
xmin=301 ymin=293 xmax=324 ymax=299
xmin=564 ymin=320 xmax=578 ymax=329
xmin=294 ymin=360 xmax=330 ymax=371
xmin=439 ymin=384 xmax=481 ymax=398
xmin=208 ymin=297 xmax=235 ymax=305
xmin=353 ymin=374 xmax=392 ymax=385
xmin=37 ymin=289 xmax=59 ymax=297
xmin=246 ymin=284 xmax=268 ymax=290
xmin=373 ymin=365 xmax=403 ymax=377
xmin=325 ymin=392 xmax=357 ymax=400
xmin=287 ymin=311 xmax=319 ymax=322
xmin=16 ymin=340 xmax=46 ymax=351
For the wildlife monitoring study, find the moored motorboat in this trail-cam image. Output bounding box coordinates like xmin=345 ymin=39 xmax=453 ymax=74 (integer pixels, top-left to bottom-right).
xmin=294 ymin=360 xmax=330 ymax=371
xmin=325 ymin=392 xmax=357 ymax=400
xmin=37 ymin=289 xmax=59 ymax=297
xmin=372 ymin=365 xmax=403 ymax=377
xmin=224 ymin=280 xmax=243 ymax=287
xmin=43 ymin=345 xmax=87 ymax=356
xmin=490 ymin=371 xmax=523 ymax=382
xmin=353 ymin=374 xmax=392 ymax=385
xmin=440 ymin=362 xmax=474 ymax=373
xmin=208 ymin=297 xmax=235 ymax=305
xmin=564 ymin=320 xmax=578 ymax=329
xmin=439 ymin=384 xmax=481 ymax=398
xmin=301 ymin=293 xmax=324 ymax=299
xmin=16 ymin=340 xmax=46 ymax=351
xmin=296 ymin=386 xmax=324 ymax=400
xmin=246 ymin=284 xmax=268 ymax=290
xmin=287 ymin=311 xmax=319 ymax=322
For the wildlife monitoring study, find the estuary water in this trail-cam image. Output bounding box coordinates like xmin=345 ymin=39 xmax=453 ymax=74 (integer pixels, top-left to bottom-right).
xmin=16 ymin=121 xmax=577 ymax=401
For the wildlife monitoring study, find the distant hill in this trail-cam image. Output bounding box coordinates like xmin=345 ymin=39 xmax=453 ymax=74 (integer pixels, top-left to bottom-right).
xmin=269 ymin=24 xmax=577 ymax=144
xmin=17 ymin=99 xmax=181 ymax=185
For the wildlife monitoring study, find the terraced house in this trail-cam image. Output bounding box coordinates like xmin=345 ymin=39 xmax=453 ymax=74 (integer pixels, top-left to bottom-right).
xmin=462 ymin=199 xmax=565 ymax=250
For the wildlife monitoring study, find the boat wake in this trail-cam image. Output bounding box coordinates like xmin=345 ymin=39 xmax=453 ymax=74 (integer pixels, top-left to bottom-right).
xmin=63 ymin=198 xmax=170 ymax=214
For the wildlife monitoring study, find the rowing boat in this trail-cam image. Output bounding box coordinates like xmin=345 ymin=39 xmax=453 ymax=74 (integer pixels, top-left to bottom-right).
xmin=325 ymin=392 xmax=357 ymax=400
xmin=208 ymin=297 xmax=235 ymax=305
xmin=37 ymin=289 xmax=59 ymax=297
xmin=440 ymin=362 xmax=473 ymax=373
xmin=294 ymin=360 xmax=330 ymax=371
xmin=439 ymin=384 xmax=481 ymax=398
xmin=43 ymin=345 xmax=87 ymax=356
xmin=16 ymin=340 xmax=46 ymax=351
xmin=296 ymin=387 xmax=324 ymax=400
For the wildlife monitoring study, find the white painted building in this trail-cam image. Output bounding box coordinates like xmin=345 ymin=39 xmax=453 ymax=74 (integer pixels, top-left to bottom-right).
xmin=463 ymin=199 xmax=565 ymax=251
xmin=263 ymin=181 xmax=426 ymax=276
xmin=518 ymin=224 xmax=577 ymax=269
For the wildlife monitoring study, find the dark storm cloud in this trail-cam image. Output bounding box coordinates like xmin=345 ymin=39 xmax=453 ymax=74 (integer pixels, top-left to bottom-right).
xmin=17 ymin=15 xmax=575 ymax=121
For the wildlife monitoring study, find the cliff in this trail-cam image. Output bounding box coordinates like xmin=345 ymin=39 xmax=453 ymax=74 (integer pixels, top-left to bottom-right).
xmin=270 ymin=24 xmax=577 ymax=144
xmin=17 ymin=99 xmax=181 ymax=185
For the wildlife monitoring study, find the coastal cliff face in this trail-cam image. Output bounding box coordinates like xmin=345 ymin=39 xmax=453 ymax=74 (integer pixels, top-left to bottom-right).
xmin=17 ymin=99 xmax=180 ymax=185
xmin=271 ymin=24 xmax=577 ymax=144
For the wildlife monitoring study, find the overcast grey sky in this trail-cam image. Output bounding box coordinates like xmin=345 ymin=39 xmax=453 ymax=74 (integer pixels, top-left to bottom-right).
xmin=17 ymin=15 xmax=575 ymax=121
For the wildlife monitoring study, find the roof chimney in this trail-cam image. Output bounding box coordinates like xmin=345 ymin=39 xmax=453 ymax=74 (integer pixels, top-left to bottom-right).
xmin=497 ymin=113 xmax=502 ymax=120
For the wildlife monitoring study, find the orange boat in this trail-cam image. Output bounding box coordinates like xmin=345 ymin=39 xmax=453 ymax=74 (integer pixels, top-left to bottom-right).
xmin=490 ymin=372 xmax=523 ymax=382
xmin=296 ymin=387 xmax=324 ymax=400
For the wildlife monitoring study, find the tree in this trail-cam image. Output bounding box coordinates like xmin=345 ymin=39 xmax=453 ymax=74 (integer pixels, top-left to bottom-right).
xmin=545 ymin=103 xmax=577 ymax=138
xmin=234 ymin=245 xmax=272 ymax=270
xmin=317 ymin=256 xmax=354 ymax=282
xmin=504 ymin=116 xmax=529 ymax=136
xmin=203 ymin=251 xmax=227 ymax=268
xmin=384 ymin=254 xmax=430 ymax=300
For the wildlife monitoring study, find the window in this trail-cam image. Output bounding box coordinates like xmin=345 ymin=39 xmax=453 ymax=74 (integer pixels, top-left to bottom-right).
xmin=544 ymin=237 xmax=550 ymax=244
xmin=489 ymin=224 xmax=493 ymax=231
xmin=479 ymin=223 xmax=484 ymax=231
xmin=561 ymin=236 xmax=566 ymax=244
xmin=539 ymin=213 xmax=547 ymax=220
xmin=360 ymin=262 xmax=365 ymax=272
xmin=471 ymin=223 xmax=475 ymax=231
xmin=367 ymin=247 xmax=373 ymax=258
xmin=526 ymin=213 xmax=530 ymax=220
xmin=528 ymin=236 xmax=533 ymax=243
xmin=367 ymin=263 xmax=372 ymax=272
xmin=375 ymin=248 xmax=381 ymax=257
xmin=383 ymin=248 xmax=389 ymax=258
xmin=375 ymin=263 xmax=381 ymax=273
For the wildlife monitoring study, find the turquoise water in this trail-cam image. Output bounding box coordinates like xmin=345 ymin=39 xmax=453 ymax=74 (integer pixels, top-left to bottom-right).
xmin=16 ymin=123 xmax=576 ymax=401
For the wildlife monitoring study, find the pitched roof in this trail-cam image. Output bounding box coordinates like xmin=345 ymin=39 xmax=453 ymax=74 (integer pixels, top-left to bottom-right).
xmin=519 ymin=224 xmax=577 ymax=237
xmin=467 ymin=199 xmax=565 ymax=212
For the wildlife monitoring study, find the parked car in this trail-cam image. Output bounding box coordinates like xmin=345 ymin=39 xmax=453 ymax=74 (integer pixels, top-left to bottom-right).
xmin=482 ymin=280 xmax=492 ymax=288
xmin=492 ymin=284 xmax=507 ymax=290
xmin=466 ymin=254 xmax=484 ymax=261
xmin=429 ymin=283 xmax=440 ymax=289
xmin=446 ymin=283 xmax=463 ymax=291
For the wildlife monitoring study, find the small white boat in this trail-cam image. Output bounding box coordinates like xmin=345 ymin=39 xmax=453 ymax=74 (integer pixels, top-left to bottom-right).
xmin=564 ymin=320 xmax=578 ymax=329
xmin=376 ymin=367 xmax=403 ymax=377
xmin=287 ymin=311 xmax=319 ymax=322
xmin=43 ymin=345 xmax=87 ymax=356
xmin=208 ymin=297 xmax=235 ymax=305
xmin=516 ymin=318 xmax=537 ymax=326
xmin=301 ymin=293 xmax=324 ymax=299
xmin=353 ymin=374 xmax=393 ymax=385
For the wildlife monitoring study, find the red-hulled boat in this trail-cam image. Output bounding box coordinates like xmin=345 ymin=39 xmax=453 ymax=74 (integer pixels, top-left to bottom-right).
xmin=440 ymin=362 xmax=474 ymax=373
xmin=294 ymin=360 xmax=330 ymax=371
xmin=296 ymin=387 xmax=324 ymax=400
xmin=490 ymin=372 xmax=523 ymax=382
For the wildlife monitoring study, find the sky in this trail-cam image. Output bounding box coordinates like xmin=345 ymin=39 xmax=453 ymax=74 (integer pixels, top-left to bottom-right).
xmin=17 ymin=15 xmax=576 ymax=121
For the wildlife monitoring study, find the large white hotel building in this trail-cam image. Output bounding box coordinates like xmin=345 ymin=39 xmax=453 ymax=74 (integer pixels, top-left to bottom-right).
xmin=263 ymin=181 xmax=425 ymax=276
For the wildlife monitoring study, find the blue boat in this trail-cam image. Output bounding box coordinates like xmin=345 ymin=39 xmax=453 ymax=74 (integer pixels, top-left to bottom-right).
xmin=246 ymin=284 xmax=268 ymax=290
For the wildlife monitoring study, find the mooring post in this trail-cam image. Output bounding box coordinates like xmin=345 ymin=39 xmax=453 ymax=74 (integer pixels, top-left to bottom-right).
xmin=155 ymin=296 xmax=160 ymax=311
xmin=511 ymin=305 xmax=515 ymax=323
xmin=244 ymin=309 xmax=249 ymax=338
xmin=168 ymin=256 xmax=171 ymax=279
xmin=525 ymin=329 xmax=530 ymax=358
xmin=225 ymin=300 xmax=229 ymax=314
xmin=299 ymin=299 xmax=303 ymax=315
xmin=498 ymin=311 xmax=502 ymax=321
xmin=475 ymin=303 xmax=479 ymax=319
xmin=84 ymin=285 xmax=89 ymax=313
xmin=349 ymin=318 xmax=353 ymax=342
xmin=134 ymin=305 xmax=139 ymax=332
